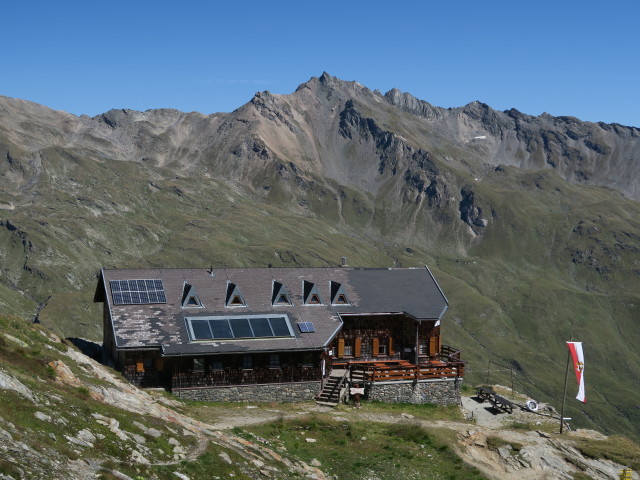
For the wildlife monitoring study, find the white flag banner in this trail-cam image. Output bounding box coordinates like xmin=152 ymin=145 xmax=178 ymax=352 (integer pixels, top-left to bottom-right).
xmin=567 ymin=342 xmax=586 ymax=403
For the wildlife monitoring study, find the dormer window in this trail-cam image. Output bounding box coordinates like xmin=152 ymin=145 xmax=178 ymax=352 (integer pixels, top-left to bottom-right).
xmin=303 ymin=280 xmax=323 ymax=305
xmin=181 ymin=283 xmax=203 ymax=308
xmin=225 ymin=282 xmax=246 ymax=307
xmin=271 ymin=281 xmax=292 ymax=306
xmin=330 ymin=281 xmax=350 ymax=305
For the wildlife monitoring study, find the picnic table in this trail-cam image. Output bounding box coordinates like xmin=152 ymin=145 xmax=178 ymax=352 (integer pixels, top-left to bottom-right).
xmin=476 ymin=386 xmax=514 ymax=414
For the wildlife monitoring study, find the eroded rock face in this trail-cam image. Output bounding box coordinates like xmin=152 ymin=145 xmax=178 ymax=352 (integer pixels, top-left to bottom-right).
xmin=459 ymin=185 xmax=487 ymax=234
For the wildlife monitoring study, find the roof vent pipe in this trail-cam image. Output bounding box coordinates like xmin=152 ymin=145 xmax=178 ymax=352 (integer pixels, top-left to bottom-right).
xmin=208 ymin=266 xmax=214 ymax=276
xmin=341 ymin=256 xmax=347 ymax=267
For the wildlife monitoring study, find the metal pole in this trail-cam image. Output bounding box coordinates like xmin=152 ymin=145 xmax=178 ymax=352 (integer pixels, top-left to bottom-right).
xmin=415 ymin=322 xmax=419 ymax=365
xmin=486 ymin=360 xmax=490 ymax=385
xmin=560 ymin=347 xmax=570 ymax=434
xmin=511 ymin=368 xmax=514 ymax=400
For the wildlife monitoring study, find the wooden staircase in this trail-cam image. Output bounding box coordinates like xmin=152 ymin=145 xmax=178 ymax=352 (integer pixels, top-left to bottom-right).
xmin=315 ymin=370 xmax=348 ymax=406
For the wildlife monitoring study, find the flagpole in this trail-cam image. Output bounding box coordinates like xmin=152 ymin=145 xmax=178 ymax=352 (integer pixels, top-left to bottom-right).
xmin=560 ymin=346 xmax=570 ymax=434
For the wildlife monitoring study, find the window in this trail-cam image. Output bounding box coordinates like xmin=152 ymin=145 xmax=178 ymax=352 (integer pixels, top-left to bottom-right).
xmin=242 ymin=355 xmax=253 ymax=369
xmin=343 ymin=339 xmax=353 ymax=356
xmin=303 ymin=280 xmax=323 ymax=305
xmin=143 ymin=358 xmax=155 ymax=371
xmin=330 ymin=281 xmax=350 ymax=305
xmin=193 ymin=358 xmax=205 ymax=371
xmin=361 ymin=339 xmax=372 ymax=357
xmin=302 ymin=352 xmax=315 ymax=366
xmin=181 ymin=283 xmax=203 ymax=308
xmin=272 ymin=281 xmax=292 ymax=306
xmin=419 ymin=343 xmax=428 ymax=355
xmin=379 ymin=343 xmax=388 ymax=355
xmin=268 ymin=354 xmax=280 ymax=368
xmin=211 ymin=359 xmax=224 ymax=371
xmin=225 ymin=282 xmax=246 ymax=307
xmin=186 ymin=314 xmax=295 ymax=341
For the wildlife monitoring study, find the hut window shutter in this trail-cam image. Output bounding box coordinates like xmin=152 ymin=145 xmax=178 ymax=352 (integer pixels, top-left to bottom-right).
xmin=354 ymin=337 xmax=361 ymax=357
xmin=372 ymin=337 xmax=380 ymax=356
xmin=338 ymin=338 xmax=345 ymax=357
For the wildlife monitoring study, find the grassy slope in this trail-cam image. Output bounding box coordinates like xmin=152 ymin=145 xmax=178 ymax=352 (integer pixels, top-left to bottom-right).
xmin=0 ymin=144 xmax=638 ymax=442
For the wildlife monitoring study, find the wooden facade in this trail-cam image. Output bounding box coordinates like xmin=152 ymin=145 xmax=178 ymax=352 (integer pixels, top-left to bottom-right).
xmin=329 ymin=314 xmax=441 ymax=365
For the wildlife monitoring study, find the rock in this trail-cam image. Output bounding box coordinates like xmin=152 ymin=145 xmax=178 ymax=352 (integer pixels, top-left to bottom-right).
xmin=219 ymin=452 xmax=233 ymax=464
xmin=310 ymin=458 xmax=322 ymax=467
xmin=0 ymin=370 xmax=36 ymax=403
xmin=400 ymin=413 xmax=414 ymax=419
xmin=130 ymin=433 xmax=146 ymax=444
xmin=305 ymin=438 xmax=317 ymax=443
xmin=173 ymin=445 xmax=186 ymax=455
xmin=76 ymin=429 xmax=97 ymax=444
xmin=0 ymin=428 xmax=13 ymax=442
xmin=130 ymin=449 xmax=150 ymax=464
xmin=497 ymin=446 xmax=512 ymax=459
xmin=3 ymin=334 xmax=28 ymax=348
xmin=47 ymin=361 xmax=82 ymax=387
xmin=65 ymin=435 xmax=93 ymax=448
xmin=132 ymin=420 xmax=162 ymax=438
xmin=168 ymin=437 xmax=181 ymax=446
xmin=173 ymin=472 xmax=190 ymax=480
xmin=259 ymin=469 xmax=271 ymax=477
xmin=537 ymin=430 xmax=551 ymax=438
xmin=34 ymin=412 xmax=52 ymax=422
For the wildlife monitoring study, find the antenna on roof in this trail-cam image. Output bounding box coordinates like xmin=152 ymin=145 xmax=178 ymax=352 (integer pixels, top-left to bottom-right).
xmin=208 ymin=266 xmax=214 ymax=276
xmin=340 ymin=256 xmax=348 ymax=267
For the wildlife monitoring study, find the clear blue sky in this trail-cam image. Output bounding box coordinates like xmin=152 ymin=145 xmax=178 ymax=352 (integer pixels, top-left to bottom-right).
xmin=2 ymin=0 xmax=638 ymax=126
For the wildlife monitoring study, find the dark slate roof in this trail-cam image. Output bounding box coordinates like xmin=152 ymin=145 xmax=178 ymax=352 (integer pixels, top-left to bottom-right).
xmin=98 ymin=267 xmax=448 ymax=356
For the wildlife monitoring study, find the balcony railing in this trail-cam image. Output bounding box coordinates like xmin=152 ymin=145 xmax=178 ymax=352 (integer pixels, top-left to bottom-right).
xmin=352 ymin=361 xmax=464 ymax=383
xmin=171 ymin=365 xmax=322 ymax=389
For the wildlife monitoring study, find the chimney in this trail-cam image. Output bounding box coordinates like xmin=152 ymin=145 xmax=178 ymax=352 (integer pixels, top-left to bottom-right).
xmin=340 ymin=256 xmax=347 ymax=267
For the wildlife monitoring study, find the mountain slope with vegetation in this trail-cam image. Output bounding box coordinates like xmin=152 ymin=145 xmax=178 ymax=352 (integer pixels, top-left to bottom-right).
xmin=0 ymin=74 xmax=638 ymax=442
xmin=2 ymin=315 xmax=639 ymax=480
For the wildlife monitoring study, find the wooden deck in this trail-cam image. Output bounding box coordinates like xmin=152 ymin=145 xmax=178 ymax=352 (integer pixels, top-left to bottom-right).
xmin=351 ymin=361 xmax=464 ymax=382
xmin=332 ymin=345 xmax=465 ymax=383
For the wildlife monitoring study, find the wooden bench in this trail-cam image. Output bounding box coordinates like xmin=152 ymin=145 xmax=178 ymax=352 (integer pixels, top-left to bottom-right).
xmin=476 ymin=386 xmax=514 ymax=414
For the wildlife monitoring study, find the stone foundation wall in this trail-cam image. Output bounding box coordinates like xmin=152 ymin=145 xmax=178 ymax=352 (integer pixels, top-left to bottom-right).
xmin=172 ymin=381 xmax=321 ymax=402
xmin=365 ymin=378 xmax=462 ymax=405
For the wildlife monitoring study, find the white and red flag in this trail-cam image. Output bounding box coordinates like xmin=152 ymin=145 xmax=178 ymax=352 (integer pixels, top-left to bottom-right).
xmin=567 ymin=342 xmax=586 ymax=403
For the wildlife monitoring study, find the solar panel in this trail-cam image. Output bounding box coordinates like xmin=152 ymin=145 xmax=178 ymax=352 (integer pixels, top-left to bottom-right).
xmin=186 ymin=315 xmax=294 ymax=340
xmin=110 ymin=279 xmax=167 ymax=305
xmin=297 ymin=322 xmax=316 ymax=333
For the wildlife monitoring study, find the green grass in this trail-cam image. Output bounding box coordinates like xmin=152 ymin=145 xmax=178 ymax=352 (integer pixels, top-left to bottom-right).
xmin=486 ymin=436 xmax=523 ymax=453
xmin=573 ymin=435 xmax=640 ymax=471
xmin=245 ymin=414 xmax=487 ymax=480
xmin=340 ymin=400 xmax=464 ymax=421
